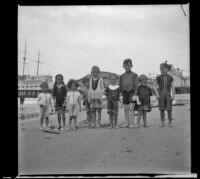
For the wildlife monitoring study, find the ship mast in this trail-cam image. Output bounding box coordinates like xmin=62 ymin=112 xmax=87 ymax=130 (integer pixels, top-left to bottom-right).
xmin=22 ymin=40 xmax=27 ymax=76
xmin=36 ymin=51 xmax=40 ymax=76
xmin=31 ymin=50 xmax=45 ymax=76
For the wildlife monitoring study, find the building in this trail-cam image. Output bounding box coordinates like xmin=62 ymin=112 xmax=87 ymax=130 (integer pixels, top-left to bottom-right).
xmin=18 ymin=75 xmax=54 ymax=98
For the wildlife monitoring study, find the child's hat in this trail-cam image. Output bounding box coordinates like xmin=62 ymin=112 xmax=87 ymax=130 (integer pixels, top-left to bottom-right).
xmin=139 ymin=74 xmax=148 ymax=82
xmin=160 ymin=60 xmax=172 ymax=70
xmin=40 ymin=81 xmax=49 ymax=88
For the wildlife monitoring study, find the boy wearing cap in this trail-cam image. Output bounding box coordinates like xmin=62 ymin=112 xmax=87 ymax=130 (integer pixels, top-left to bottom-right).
xmin=119 ymin=58 xmax=139 ymax=128
xmin=37 ymin=81 xmax=54 ymax=129
xmin=154 ymin=61 xmax=175 ymax=127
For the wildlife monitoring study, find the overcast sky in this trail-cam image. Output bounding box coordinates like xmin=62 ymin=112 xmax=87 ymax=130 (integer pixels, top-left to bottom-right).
xmin=18 ymin=5 xmax=189 ymax=83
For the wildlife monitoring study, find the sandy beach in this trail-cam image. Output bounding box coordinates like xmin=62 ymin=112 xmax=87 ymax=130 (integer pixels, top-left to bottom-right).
xmin=18 ymin=99 xmax=191 ymax=175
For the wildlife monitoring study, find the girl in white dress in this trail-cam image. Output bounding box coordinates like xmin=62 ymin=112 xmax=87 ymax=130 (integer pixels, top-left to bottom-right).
xmin=37 ymin=81 xmax=53 ymax=129
xmin=66 ymin=79 xmax=82 ymax=130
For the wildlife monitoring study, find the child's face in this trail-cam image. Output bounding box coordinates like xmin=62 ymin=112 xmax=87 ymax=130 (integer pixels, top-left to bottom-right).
xmin=56 ymin=76 xmax=63 ymax=85
xmin=160 ymin=67 xmax=169 ymax=74
xmin=110 ymin=75 xmax=118 ymax=85
xmin=140 ymin=79 xmax=147 ymax=86
xmin=41 ymin=86 xmax=48 ymax=92
xmin=71 ymin=83 xmax=77 ymax=91
xmin=123 ymin=63 xmax=132 ymax=72
xmin=92 ymin=69 xmax=99 ymax=78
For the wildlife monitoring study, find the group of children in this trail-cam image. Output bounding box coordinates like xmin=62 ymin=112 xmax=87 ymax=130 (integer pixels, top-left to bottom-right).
xmin=37 ymin=58 xmax=175 ymax=131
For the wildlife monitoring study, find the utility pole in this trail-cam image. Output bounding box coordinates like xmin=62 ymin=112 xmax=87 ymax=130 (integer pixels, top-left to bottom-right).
xmin=22 ymin=40 xmax=27 ymax=76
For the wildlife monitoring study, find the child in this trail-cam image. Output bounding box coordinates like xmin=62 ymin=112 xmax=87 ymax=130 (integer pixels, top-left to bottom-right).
xmin=88 ymin=66 xmax=104 ymax=128
xmin=37 ymin=81 xmax=53 ymax=129
xmin=52 ymin=74 xmax=67 ymax=130
xmin=119 ymin=58 xmax=139 ymax=128
xmin=82 ymin=83 xmax=92 ymax=127
xmin=154 ymin=61 xmax=175 ymax=127
xmin=66 ymin=79 xmax=82 ymax=130
xmin=19 ymin=92 xmax=25 ymax=109
xmin=102 ymin=73 xmax=123 ymax=128
xmin=136 ymin=74 xmax=152 ymax=128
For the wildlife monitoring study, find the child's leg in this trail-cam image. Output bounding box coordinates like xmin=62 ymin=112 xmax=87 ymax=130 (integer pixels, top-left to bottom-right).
xmin=40 ymin=117 xmax=44 ymax=128
xmin=61 ymin=110 xmax=66 ymax=128
xmin=45 ymin=117 xmax=49 ymax=128
xmin=167 ymin=110 xmax=172 ymax=127
xmin=92 ymin=109 xmax=96 ymax=127
xmin=72 ymin=116 xmax=77 ymax=129
xmin=87 ymin=110 xmax=91 ymax=127
xmin=97 ymin=109 xmax=101 ymax=127
xmin=143 ymin=111 xmax=147 ymax=127
xmin=160 ymin=110 xmax=165 ymax=127
xmin=113 ymin=113 xmax=118 ymax=128
xmin=68 ymin=116 xmax=72 ymax=129
xmin=137 ymin=110 xmax=142 ymax=128
xmin=129 ymin=103 xmax=135 ymax=127
xmin=123 ymin=105 xmax=130 ymax=127
xmin=109 ymin=112 xmax=113 ymax=128
xmin=57 ymin=111 xmax=62 ymax=129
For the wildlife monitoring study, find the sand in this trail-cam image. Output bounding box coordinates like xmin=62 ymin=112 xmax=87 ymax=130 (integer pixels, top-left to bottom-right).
xmin=18 ymin=102 xmax=191 ymax=175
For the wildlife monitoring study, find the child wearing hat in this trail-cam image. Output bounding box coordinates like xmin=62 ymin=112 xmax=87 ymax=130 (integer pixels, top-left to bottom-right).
xmin=136 ymin=74 xmax=153 ymax=128
xmin=119 ymin=58 xmax=139 ymax=128
xmin=37 ymin=81 xmax=54 ymax=129
xmin=154 ymin=61 xmax=175 ymax=127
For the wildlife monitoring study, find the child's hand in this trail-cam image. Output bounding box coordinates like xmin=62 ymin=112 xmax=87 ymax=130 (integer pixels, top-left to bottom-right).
xmin=132 ymin=95 xmax=137 ymax=101
xmin=172 ymin=99 xmax=176 ymax=105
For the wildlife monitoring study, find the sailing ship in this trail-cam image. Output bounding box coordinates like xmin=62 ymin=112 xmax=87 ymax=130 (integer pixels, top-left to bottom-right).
xmin=18 ymin=41 xmax=53 ymax=98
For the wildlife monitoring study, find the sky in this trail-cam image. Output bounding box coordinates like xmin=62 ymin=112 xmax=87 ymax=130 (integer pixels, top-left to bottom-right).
xmin=18 ymin=5 xmax=189 ymax=83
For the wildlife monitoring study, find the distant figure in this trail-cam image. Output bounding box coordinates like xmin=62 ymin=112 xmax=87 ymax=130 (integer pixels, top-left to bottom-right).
xmin=52 ymin=74 xmax=67 ymax=131
xmin=102 ymin=73 xmax=123 ymax=129
xmin=66 ymin=79 xmax=82 ymax=130
xmin=154 ymin=61 xmax=175 ymax=127
xmin=119 ymin=58 xmax=139 ymax=128
xmin=37 ymin=82 xmax=54 ymax=130
xmin=88 ymin=66 xmax=105 ymax=128
xmin=136 ymin=74 xmax=153 ymax=128
xmin=19 ymin=92 xmax=25 ymax=108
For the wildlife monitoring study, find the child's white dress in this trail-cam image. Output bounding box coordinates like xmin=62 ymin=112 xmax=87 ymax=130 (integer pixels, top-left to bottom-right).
xmin=67 ymin=91 xmax=81 ymax=117
xmin=37 ymin=92 xmax=53 ymax=117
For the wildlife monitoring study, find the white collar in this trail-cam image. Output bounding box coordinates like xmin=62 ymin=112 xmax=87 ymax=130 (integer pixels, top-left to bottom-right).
xmin=57 ymin=84 xmax=64 ymax=88
xmin=92 ymin=76 xmax=100 ymax=81
xmin=108 ymin=85 xmax=119 ymax=90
